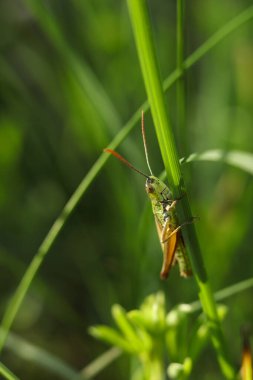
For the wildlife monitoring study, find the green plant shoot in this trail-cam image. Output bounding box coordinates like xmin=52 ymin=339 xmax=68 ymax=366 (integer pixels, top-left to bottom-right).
xmin=105 ymin=112 xmax=192 ymax=279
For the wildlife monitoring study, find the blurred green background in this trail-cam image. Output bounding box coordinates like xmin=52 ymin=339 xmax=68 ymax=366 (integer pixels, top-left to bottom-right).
xmin=0 ymin=0 xmax=253 ymax=379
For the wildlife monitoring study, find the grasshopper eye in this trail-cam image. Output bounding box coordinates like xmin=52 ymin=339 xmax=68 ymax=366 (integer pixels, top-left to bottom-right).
xmin=146 ymin=178 xmax=155 ymax=193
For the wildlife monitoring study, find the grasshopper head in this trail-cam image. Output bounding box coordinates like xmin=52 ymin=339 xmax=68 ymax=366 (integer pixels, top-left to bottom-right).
xmin=145 ymin=176 xmax=171 ymax=201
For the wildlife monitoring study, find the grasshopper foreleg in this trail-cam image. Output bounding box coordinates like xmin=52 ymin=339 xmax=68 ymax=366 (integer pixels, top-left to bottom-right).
xmin=161 ymin=217 xmax=197 ymax=244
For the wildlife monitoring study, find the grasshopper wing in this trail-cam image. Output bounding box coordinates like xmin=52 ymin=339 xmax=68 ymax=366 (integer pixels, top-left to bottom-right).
xmin=155 ymin=218 xmax=178 ymax=280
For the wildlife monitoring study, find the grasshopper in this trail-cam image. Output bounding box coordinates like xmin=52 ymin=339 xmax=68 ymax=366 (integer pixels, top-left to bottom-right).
xmin=105 ymin=112 xmax=192 ymax=279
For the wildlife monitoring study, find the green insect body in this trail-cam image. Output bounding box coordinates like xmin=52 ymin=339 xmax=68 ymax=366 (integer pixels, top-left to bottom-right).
xmin=145 ymin=176 xmax=192 ymax=279
xmin=104 ymin=111 xmax=192 ymax=279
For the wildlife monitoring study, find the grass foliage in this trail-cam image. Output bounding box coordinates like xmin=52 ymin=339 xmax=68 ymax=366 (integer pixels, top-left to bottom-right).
xmin=0 ymin=0 xmax=253 ymax=379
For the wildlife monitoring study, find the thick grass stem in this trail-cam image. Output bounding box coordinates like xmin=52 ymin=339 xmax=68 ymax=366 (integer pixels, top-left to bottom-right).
xmin=126 ymin=0 xmax=236 ymax=378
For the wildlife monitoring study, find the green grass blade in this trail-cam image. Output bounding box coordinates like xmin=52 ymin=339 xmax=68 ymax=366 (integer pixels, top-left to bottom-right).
xmin=184 ymin=5 xmax=253 ymax=71
xmin=0 ymin=115 xmax=142 ymax=353
xmin=214 ymin=277 xmax=253 ymax=303
xmin=0 ymin=362 xmax=20 ymax=380
xmin=126 ymin=0 xmax=235 ymax=378
xmin=178 ymin=277 xmax=253 ymax=314
xmin=184 ymin=149 xmax=253 ymax=175
xmin=176 ymin=0 xmax=186 ymax=153
xmin=78 ymin=348 xmax=122 ymax=380
xmin=4 ymin=331 xmax=83 ymax=380
xmin=163 ymin=5 xmax=253 ymax=91
xmin=127 ymin=0 xmax=181 ymax=189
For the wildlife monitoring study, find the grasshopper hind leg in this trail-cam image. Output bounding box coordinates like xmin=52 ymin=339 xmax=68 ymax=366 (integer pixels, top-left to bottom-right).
xmin=175 ymin=234 xmax=192 ymax=277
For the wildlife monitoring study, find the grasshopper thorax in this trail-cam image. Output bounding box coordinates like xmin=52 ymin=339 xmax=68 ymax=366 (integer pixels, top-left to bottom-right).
xmin=145 ymin=176 xmax=172 ymax=202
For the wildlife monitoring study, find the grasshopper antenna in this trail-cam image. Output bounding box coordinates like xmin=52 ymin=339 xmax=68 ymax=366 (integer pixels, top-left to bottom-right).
xmin=104 ymin=149 xmax=149 ymax=179
xmin=141 ymin=111 xmax=154 ymax=176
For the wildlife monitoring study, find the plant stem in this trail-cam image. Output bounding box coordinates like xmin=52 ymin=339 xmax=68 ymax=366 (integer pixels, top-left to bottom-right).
xmin=126 ymin=0 xmax=235 ymax=378
xmin=145 ymin=356 xmax=164 ymax=380
xmin=78 ymin=347 xmax=122 ymax=380
xmin=141 ymin=341 xmax=164 ymax=380
xmin=176 ymin=0 xmax=186 ymax=154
